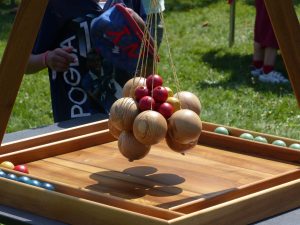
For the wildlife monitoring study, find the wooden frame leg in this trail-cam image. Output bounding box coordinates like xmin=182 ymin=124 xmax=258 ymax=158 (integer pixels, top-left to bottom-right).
xmin=264 ymin=0 xmax=300 ymax=106
xmin=0 ymin=0 xmax=48 ymax=143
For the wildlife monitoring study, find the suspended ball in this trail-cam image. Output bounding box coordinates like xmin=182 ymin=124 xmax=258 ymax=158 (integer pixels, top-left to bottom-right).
xmin=133 ymin=110 xmax=167 ymax=145
xmin=118 ymin=131 xmax=151 ymax=162
xmin=167 ymin=109 xmax=202 ymax=144
xmin=109 ymin=97 xmax=139 ymax=131
xmin=108 ymin=119 xmax=122 ymax=139
xmin=123 ymin=77 xmax=146 ymax=97
xmin=165 ymin=133 xmax=198 ymax=153
xmin=174 ymin=91 xmax=202 ymax=115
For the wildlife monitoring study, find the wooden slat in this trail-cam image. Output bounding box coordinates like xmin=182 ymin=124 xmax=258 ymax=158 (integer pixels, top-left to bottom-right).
xmin=0 ymin=0 xmax=48 ymax=143
xmin=203 ymin=121 xmax=300 ymax=146
xmin=20 ymin=139 xmax=298 ymax=210
xmin=264 ymin=0 xmax=300 ymax=106
xmin=169 ymin=178 xmax=300 ymax=225
xmin=0 ymin=178 xmax=169 ymax=225
xmin=27 ymin=159 xmax=195 ymax=207
xmin=0 ymin=167 xmax=182 ymax=220
xmin=170 ymin=169 xmax=300 ymax=213
xmin=0 ymin=119 xmax=109 ymax=154
xmin=0 ymin=129 xmax=115 ymax=165
xmin=199 ymin=130 xmax=300 ymax=164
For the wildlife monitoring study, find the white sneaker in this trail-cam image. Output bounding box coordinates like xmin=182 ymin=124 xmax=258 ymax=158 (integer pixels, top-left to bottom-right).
xmin=251 ymin=67 xmax=263 ymax=77
xmin=258 ymin=71 xmax=289 ymax=84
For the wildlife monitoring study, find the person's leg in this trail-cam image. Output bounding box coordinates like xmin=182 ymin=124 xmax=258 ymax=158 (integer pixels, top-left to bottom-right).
xmin=262 ymin=47 xmax=277 ymax=74
xmin=251 ymin=42 xmax=264 ymax=76
xmin=253 ymin=42 xmax=264 ymax=62
xmin=258 ymin=47 xmax=289 ymax=83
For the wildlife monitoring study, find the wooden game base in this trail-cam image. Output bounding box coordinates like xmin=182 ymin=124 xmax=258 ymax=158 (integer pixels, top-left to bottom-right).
xmin=1 ymin=120 xmax=300 ymax=225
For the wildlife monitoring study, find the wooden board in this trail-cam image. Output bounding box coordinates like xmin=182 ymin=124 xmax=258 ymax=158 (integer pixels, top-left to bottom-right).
xmin=0 ymin=0 xmax=300 ymax=224
xmin=1 ymin=120 xmax=300 ymax=224
xmin=0 ymin=0 xmax=48 ymax=143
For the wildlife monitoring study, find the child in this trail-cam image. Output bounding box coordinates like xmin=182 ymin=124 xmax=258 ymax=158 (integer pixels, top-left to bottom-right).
xmin=251 ymin=0 xmax=289 ymax=84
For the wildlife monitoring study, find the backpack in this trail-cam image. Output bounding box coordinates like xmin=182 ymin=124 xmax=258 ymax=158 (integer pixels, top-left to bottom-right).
xmin=90 ymin=2 xmax=154 ymax=73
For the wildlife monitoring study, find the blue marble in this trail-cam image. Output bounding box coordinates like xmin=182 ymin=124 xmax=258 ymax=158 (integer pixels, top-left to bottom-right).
xmin=18 ymin=176 xmax=31 ymax=184
xmin=42 ymin=182 xmax=55 ymax=191
xmin=0 ymin=170 xmax=6 ymax=178
xmin=6 ymin=173 xmax=18 ymax=181
xmin=30 ymin=179 xmax=42 ymax=187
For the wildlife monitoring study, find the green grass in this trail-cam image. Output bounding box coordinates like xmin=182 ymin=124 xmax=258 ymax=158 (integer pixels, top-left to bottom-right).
xmin=1 ymin=0 xmax=300 ymax=140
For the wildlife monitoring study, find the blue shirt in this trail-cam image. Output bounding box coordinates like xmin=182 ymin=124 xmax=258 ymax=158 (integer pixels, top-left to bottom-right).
xmin=33 ymin=0 xmax=142 ymax=122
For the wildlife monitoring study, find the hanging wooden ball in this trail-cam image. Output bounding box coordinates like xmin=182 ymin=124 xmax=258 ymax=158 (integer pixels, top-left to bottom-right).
xmin=123 ymin=77 xmax=147 ymax=97
xmin=118 ymin=131 xmax=151 ymax=162
xmin=108 ymin=119 xmax=122 ymax=139
xmin=174 ymin=91 xmax=202 ymax=115
xmin=165 ymin=133 xmax=198 ymax=153
xmin=133 ymin=110 xmax=168 ymax=145
xmin=167 ymin=109 xmax=202 ymax=144
xmin=109 ymin=97 xmax=140 ymax=131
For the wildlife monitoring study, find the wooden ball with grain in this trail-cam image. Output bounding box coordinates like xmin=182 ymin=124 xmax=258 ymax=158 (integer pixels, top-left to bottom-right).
xmin=109 ymin=97 xmax=139 ymax=131
xmin=118 ymin=131 xmax=151 ymax=162
xmin=108 ymin=119 xmax=121 ymax=139
xmin=123 ymin=77 xmax=146 ymax=97
xmin=133 ymin=110 xmax=168 ymax=145
xmin=165 ymin=133 xmax=198 ymax=153
xmin=174 ymin=91 xmax=202 ymax=115
xmin=167 ymin=109 xmax=202 ymax=144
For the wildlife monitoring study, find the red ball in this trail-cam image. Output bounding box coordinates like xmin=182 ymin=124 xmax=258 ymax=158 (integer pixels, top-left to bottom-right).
xmin=139 ymin=96 xmax=155 ymax=111
xmin=146 ymin=74 xmax=163 ymax=90
xmin=158 ymin=102 xmax=174 ymax=119
xmin=14 ymin=164 xmax=29 ymax=174
xmin=134 ymin=86 xmax=149 ymax=101
xmin=152 ymin=86 xmax=168 ymax=102
xmin=154 ymin=101 xmax=162 ymax=111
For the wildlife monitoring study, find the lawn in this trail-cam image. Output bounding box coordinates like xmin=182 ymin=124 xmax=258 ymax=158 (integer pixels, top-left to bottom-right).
xmin=1 ymin=0 xmax=300 ymax=140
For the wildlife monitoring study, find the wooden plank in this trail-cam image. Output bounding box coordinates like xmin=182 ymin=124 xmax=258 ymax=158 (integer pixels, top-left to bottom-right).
xmin=58 ymin=143 xmax=293 ymax=192
xmin=203 ymin=121 xmax=300 ymax=146
xmin=169 ymin=178 xmax=300 ymax=225
xmin=0 ymin=119 xmax=109 ymax=154
xmin=170 ymin=169 xmax=300 ymax=213
xmin=0 ymin=178 xmax=170 ymax=225
xmin=27 ymin=159 xmax=196 ymax=207
xmin=0 ymin=167 xmax=183 ymax=220
xmin=0 ymin=129 xmax=115 ymax=165
xmin=21 ymin=139 xmax=298 ymax=209
xmin=0 ymin=0 xmax=48 ymax=143
xmin=264 ymin=0 xmax=300 ymax=106
xmin=199 ymin=130 xmax=300 ymax=164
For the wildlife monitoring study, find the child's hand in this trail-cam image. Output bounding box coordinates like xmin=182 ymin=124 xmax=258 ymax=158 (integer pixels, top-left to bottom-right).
xmin=46 ymin=47 xmax=77 ymax=72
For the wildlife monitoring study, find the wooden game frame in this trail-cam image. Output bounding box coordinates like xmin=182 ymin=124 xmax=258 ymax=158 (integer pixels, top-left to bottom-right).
xmin=1 ymin=120 xmax=300 ymax=225
xmin=0 ymin=0 xmax=299 ymax=224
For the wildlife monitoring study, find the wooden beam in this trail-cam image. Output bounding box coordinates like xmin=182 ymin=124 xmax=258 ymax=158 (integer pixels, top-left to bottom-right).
xmin=264 ymin=0 xmax=300 ymax=106
xmin=0 ymin=0 xmax=48 ymax=144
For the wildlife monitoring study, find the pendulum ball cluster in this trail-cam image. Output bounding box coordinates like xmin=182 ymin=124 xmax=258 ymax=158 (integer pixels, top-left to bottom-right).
xmin=109 ymin=74 xmax=203 ymax=162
